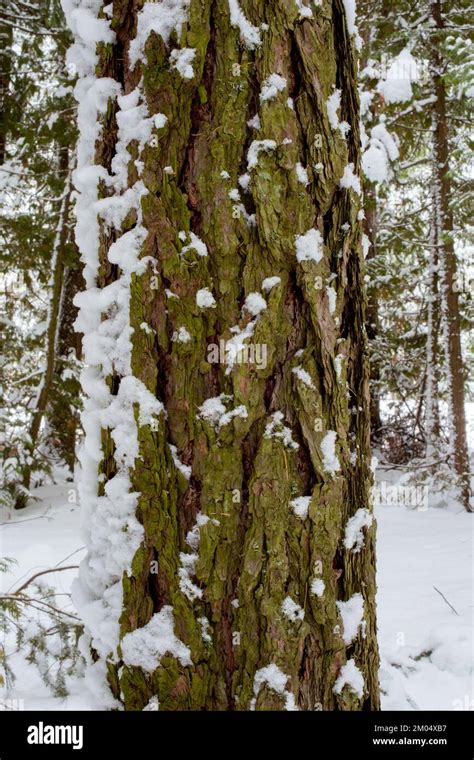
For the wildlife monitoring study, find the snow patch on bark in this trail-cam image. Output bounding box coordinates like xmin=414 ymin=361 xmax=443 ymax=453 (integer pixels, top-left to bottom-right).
xmin=290 ymin=495 xmax=311 ymax=519
xmin=333 ymin=658 xmax=364 ymax=698
xmin=337 ymin=593 xmax=365 ymax=645
xmin=251 ymin=664 xmax=298 ymax=711
xmin=264 ymin=412 xmax=299 ymax=450
xmin=344 ymin=508 xmax=374 ymax=552
xmin=321 ymin=430 xmax=341 ymax=475
xmin=129 ymin=1 xmax=191 ymax=66
xmin=295 ymin=228 xmax=324 ymax=263
xmin=281 ymin=596 xmax=305 ymax=622
xmin=121 ymin=606 xmax=192 ymax=672
xmin=228 ymin=0 xmax=262 ymax=49
xmin=260 ymin=73 xmax=287 ymax=102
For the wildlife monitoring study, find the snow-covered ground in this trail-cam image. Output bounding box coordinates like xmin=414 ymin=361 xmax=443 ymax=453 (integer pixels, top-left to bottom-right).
xmin=0 ymin=482 xmax=89 ymax=710
xmin=0 ymin=475 xmax=472 ymax=710
xmin=377 ymin=495 xmax=473 ymax=710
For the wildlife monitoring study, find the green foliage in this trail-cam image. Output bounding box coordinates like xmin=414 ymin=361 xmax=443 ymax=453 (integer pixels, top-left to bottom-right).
xmin=0 ymin=559 xmax=84 ymax=697
xmin=0 ymin=0 xmax=81 ymax=503
xmin=359 ymin=0 xmax=473 ymax=460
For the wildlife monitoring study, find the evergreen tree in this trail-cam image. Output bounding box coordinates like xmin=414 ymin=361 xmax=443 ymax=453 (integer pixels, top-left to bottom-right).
xmin=65 ymin=0 xmax=380 ymax=709
xmin=0 ymin=0 xmax=81 ymax=508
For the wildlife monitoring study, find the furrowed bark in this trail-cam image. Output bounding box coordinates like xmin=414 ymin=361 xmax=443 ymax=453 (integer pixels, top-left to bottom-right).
xmin=81 ymin=0 xmax=380 ymax=710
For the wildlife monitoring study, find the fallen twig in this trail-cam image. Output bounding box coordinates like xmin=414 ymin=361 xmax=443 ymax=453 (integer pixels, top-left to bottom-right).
xmin=433 ymin=586 xmax=459 ymax=616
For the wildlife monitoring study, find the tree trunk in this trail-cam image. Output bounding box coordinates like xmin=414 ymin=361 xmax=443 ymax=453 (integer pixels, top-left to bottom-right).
xmin=363 ymin=180 xmax=382 ymax=440
xmin=0 ymin=12 xmax=12 ymax=165
xmin=71 ymin=0 xmax=380 ymax=710
xmin=424 ymin=192 xmax=441 ymax=455
xmin=16 ymin=149 xmax=73 ymax=506
xmin=430 ymin=0 xmax=471 ymax=510
xmin=47 ymin=245 xmax=84 ymax=474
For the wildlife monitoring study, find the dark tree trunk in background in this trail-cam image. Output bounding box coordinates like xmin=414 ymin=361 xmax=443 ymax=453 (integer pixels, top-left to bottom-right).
xmin=430 ymin=0 xmax=471 ymax=510
xmin=363 ymin=181 xmax=382 ymax=440
xmin=0 ymin=11 xmax=12 ymax=165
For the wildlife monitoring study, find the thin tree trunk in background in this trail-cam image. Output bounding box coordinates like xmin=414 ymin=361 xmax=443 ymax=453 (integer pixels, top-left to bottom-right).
xmin=424 ymin=194 xmax=441 ymax=455
xmin=47 ymin=243 xmax=84 ymax=473
xmin=364 ymin=181 xmax=382 ymax=439
xmin=358 ymin=1 xmax=382 ymax=441
xmin=0 ymin=14 xmax=12 ymax=165
xmin=16 ymin=150 xmax=73 ymax=506
xmin=73 ymin=0 xmax=380 ymax=710
xmin=430 ymin=0 xmax=471 ymax=510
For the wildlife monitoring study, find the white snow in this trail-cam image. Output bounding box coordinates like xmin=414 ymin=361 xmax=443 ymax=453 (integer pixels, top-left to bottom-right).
xmin=129 ymin=1 xmax=191 ymax=66
xmin=169 ymin=444 xmax=192 ymax=480
xmin=251 ymin=664 xmax=298 ymax=711
xmin=337 ymin=593 xmax=365 ymax=645
xmin=262 ymin=275 xmax=281 ymax=292
xmin=339 ymin=163 xmax=362 ymax=195
xmin=377 ymin=48 xmax=419 ymax=105
xmin=197 ymin=394 xmax=246 ymax=429
xmin=219 ymin=404 xmax=248 ymax=427
xmin=362 ymin=143 xmax=389 ymax=184
xmin=121 ymin=606 xmax=192 ymax=672
xmin=224 ymin=320 xmax=256 ymax=372
xmin=143 ymin=695 xmax=159 ymax=711
xmin=326 ymin=89 xmax=351 ymax=138
xmin=172 ymin=326 xmax=191 ymax=343
xmin=295 ymin=0 xmax=313 ymax=19
xmin=228 ymin=0 xmax=261 ymax=50
xmin=178 ymin=552 xmax=203 ymax=601
xmin=260 ymin=74 xmax=287 ymax=103
xmin=247 ymin=140 xmax=277 ymax=170
xmin=290 ymin=495 xmax=311 ymax=520
xmin=343 ymin=508 xmax=373 ymax=552
xmin=295 ymin=162 xmax=309 ymax=185
xmin=333 ymin=658 xmax=364 ymax=698
xmin=295 ymin=228 xmax=324 ymax=263
xmin=169 ymin=47 xmax=196 ymax=80
xmin=311 ymin=578 xmax=325 ymax=597
xmin=362 ymin=233 xmax=370 ymax=258
xmin=326 ymin=285 xmax=337 ymax=315
xmin=320 ymin=430 xmax=341 ymax=475
xmin=143 ymin=696 xmax=160 ymax=712
xmin=198 ymin=617 xmax=212 ymax=643
xmin=292 ymin=366 xmax=315 ymax=390
xmin=180 ymin=231 xmax=208 ymax=257
xmin=239 ymin=173 xmax=251 ymax=191
xmin=154 ymin=113 xmax=168 ymax=129
xmin=342 ymin=0 xmax=356 ymax=35
xmin=264 ymin=411 xmax=299 ymax=451
xmin=243 ymin=292 xmax=267 ymax=316
xmin=376 ymin=492 xmax=474 ymax=710
xmin=196 ymin=287 xmax=216 ymax=309
xmin=197 ymin=394 xmax=229 ymax=425
xmin=362 ymin=122 xmax=399 ymax=184
xmin=281 ymin=596 xmax=305 ymax=622
xmin=186 ymin=513 xmax=210 ymax=551
xmin=247 ymin=114 xmax=261 ymax=130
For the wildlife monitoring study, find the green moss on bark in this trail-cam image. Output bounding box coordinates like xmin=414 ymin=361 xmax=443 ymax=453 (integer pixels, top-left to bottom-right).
xmin=90 ymin=0 xmax=380 ymax=711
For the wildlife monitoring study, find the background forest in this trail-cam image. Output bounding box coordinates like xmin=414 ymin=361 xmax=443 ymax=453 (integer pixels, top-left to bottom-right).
xmin=0 ymin=0 xmax=472 ymax=711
